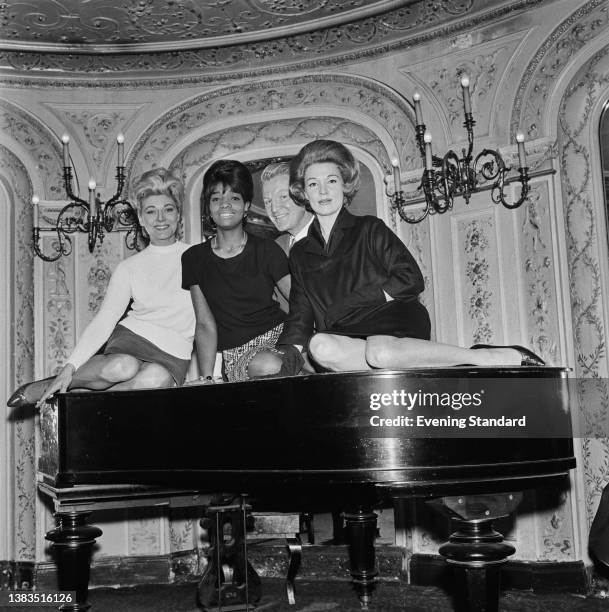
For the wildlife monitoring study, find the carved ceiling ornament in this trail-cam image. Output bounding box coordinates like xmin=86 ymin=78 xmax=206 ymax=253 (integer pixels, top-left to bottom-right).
xmin=511 ymin=0 xmax=608 ymax=141
xmin=0 ymin=0 xmax=389 ymax=46
xmin=128 ymin=73 xmax=419 ymax=186
xmin=0 ymin=0 xmax=545 ymax=82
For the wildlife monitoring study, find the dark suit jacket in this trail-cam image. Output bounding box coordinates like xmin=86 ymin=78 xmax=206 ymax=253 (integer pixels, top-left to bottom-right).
xmin=274 ymin=233 xmax=291 ymax=313
xmin=278 ymin=208 xmax=428 ymax=346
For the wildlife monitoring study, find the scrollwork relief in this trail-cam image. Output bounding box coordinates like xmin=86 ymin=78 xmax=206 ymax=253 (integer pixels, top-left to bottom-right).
xmin=0 ymin=146 xmax=35 ymax=561
xmin=62 ymin=110 xmax=128 ymax=168
xmin=519 ymin=183 xmax=559 ymax=364
xmin=0 ymin=0 xmax=529 ymax=80
xmin=512 ymin=0 xmax=608 ymax=140
xmin=558 ymin=43 xmax=609 ymax=530
xmin=0 ymin=100 xmax=64 ymax=199
xmin=130 ymin=74 xmax=416 ymax=183
xmin=170 ymin=116 xmax=389 ymax=188
xmin=462 ymin=218 xmax=495 ymax=343
xmin=429 ymin=48 xmax=502 ymax=129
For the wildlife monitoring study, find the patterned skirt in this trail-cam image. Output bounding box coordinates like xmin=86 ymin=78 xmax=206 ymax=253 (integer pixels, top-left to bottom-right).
xmin=222 ymin=324 xmax=283 ymax=383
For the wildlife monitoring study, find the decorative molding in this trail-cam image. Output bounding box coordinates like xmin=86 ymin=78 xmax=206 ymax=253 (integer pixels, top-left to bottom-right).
xmin=0 ymin=0 xmax=388 ymax=48
xmin=43 ymin=245 xmax=74 ymax=375
xmin=557 ymin=42 xmax=609 ymax=537
xmin=0 ymin=146 xmax=35 ymax=562
xmin=461 ymin=217 xmax=495 ymax=344
xmin=518 ymin=181 xmax=559 ymax=364
xmin=0 ymin=100 xmax=64 ymax=199
xmin=511 ymin=0 xmax=609 ymax=140
xmin=129 ymin=74 xmax=416 ymax=185
xmin=171 ymin=117 xmax=389 ymax=197
xmin=0 ymin=0 xmax=549 ymax=83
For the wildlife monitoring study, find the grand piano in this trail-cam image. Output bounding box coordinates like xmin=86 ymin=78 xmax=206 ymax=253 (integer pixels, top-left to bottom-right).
xmin=37 ymin=366 xmax=575 ymax=612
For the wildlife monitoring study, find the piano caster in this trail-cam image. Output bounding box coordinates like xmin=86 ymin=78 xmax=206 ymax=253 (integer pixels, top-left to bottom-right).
xmin=45 ymin=512 xmax=103 ymax=612
xmin=198 ymin=496 xmax=261 ymax=612
xmin=343 ymin=507 xmax=378 ymax=609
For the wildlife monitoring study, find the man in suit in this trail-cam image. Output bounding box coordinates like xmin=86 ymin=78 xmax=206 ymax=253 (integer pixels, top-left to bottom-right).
xmin=262 ymin=161 xmax=313 ymax=256
xmin=261 ymin=161 xmax=313 ymax=312
xmin=256 ymin=161 xmax=314 ymax=374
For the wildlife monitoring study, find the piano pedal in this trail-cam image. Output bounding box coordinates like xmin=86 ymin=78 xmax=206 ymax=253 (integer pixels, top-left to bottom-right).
xmin=198 ymin=497 xmax=261 ymax=611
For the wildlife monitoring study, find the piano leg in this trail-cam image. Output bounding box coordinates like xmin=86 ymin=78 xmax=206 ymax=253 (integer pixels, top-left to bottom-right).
xmin=439 ymin=518 xmax=515 ymax=612
xmin=45 ymin=511 xmax=103 ymax=612
xmin=426 ymin=489 xmax=525 ymax=612
xmin=343 ymin=507 xmax=378 ymax=608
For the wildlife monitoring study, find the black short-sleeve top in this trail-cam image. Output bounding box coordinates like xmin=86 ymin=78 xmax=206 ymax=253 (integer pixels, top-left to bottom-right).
xmin=182 ymin=233 xmax=288 ymax=350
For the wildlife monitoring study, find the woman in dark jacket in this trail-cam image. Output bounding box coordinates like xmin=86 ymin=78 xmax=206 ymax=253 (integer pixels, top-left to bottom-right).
xmin=267 ymin=139 xmax=544 ymax=375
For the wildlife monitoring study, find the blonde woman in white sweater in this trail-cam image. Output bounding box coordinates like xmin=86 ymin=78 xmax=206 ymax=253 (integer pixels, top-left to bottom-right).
xmin=8 ymin=168 xmax=197 ymax=408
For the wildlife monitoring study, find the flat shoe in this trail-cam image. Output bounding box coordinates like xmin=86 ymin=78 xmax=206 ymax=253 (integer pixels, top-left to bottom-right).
xmin=470 ymin=344 xmax=545 ymax=366
xmin=7 ymin=377 xmax=55 ymax=408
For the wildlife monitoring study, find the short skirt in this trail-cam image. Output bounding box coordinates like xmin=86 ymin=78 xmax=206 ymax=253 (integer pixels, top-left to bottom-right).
xmin=325 ymin=298 xmax=431 ymax=341
xmin=104 ymin=324 xmax=191 ymax=385
xmin=222 ymin=324 xmax=283 ymax=383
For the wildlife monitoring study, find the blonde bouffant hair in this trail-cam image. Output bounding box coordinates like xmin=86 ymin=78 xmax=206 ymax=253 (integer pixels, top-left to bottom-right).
xmin=132 ymin=167 xmax=184 ymax=215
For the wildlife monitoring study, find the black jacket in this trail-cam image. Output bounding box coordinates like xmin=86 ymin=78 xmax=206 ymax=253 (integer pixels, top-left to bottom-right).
xmin=278 ymin=208 xmax=428 ymax=346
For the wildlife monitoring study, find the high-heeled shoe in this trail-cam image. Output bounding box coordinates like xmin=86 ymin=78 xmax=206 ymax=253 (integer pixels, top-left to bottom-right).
xmin=7 ymin=377 xmax=55 ymax=408
xmin=470 ymin=344 xmax=545 ymax=366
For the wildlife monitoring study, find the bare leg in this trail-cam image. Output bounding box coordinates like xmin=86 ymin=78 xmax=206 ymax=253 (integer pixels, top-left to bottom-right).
xmin=365 ymin=336 xmax=521 ymax=369
xmin=247 ymin=350 xmax=283 ymax=378
xmin=308 ymin=334 xmax=370 ymax=371
xmin=71 ymin=354 xmax=141 ymax=390
xmin=109 ymin=362 xmax=174 ymax=391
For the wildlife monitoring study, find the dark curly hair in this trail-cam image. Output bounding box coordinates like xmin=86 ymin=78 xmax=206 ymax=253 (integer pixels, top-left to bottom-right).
xmin=201 ymin=159 xmax=253 ymax=228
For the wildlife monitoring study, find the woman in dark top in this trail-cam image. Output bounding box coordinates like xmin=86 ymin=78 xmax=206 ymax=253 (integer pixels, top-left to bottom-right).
xmin=271 ymin=139 xmax=544 ymax=375
xmin=182 ymin=160 xmax=290 ymax=382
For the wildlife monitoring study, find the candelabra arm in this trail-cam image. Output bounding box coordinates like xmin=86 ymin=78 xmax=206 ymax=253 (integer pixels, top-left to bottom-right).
xmin=393 ymin=189 xmax=430 ymax=224
xmin=32 ymin=225 xmax=73 ymax=262
xmin=494 ymin=167 xmax=530 ymax=209
xmin=463 ymin=113 xmax=476 ymax=161
xmin=415 ymin=124 xmax=427 ymax=158
xmin=62 ymin=167 xmax=89 ymax=207
xmin=105 ymin=166 xmax=126 ymax=207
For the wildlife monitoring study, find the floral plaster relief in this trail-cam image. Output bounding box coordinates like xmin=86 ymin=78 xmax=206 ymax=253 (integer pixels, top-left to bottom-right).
xmin=42 ymin=102 xmax=145 ymax=179
xmin=512 ymin=0 xmax=609 ymax=140
xmin=0 ymin=146 xmax=35 ymax=561
xmin=129 ymin=74 xmax=417 ymax=186
xmin=402 ymin=32 xmax=522 ymax=140
xmin=0 ymin=100 xmax=64 ymax=199
xmin=172 ymin=117 xmax=390 ymax=190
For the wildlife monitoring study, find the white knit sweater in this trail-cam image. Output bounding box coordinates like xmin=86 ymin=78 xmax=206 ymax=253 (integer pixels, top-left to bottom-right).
xmin=68 ymin=241 xmax=195 ymax=370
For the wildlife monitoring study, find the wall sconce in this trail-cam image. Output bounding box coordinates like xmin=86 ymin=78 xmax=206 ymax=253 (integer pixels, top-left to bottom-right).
xmin=32 ymin=133 xmax=141 ymax=262
xmin=391 ymin=75 xmax=531 ymax=223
